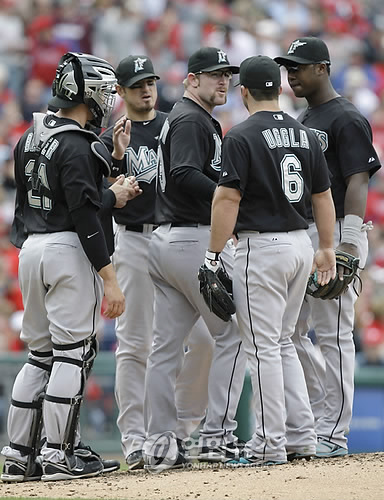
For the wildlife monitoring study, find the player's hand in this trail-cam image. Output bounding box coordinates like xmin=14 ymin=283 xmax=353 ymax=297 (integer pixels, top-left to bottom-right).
xmin=311 ymin=248 xmax=336 ymax=286
xmin=336 ymin=242 xmax=359 ymax=280
xmin=98 ymin=264 xmax=125 ymax=318
xmin=103 ymin=279 xmax=125 ymax=319
xmin=112 ymin=116 xmax=131 ymax=159
xmin=109 ymin=175 xmax=142 ymax=208
xmin=124 ymin=175 xmax=142 ymax=200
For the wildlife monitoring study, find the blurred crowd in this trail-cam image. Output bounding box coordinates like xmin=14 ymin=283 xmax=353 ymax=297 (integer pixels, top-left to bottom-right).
xmin=0 ymin=0 xmax=384 ymax=365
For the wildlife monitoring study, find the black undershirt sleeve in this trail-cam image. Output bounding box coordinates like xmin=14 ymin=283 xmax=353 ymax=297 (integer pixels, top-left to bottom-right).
xmin=171 ymin=166 xmax=216 ymax=201
xmin=111 ymin=157 xmax=125 ymax=177
xmin=71 ymin=201 xmax=111 ymax=272
xmin=98 ymin=184 xmax=116 ymax=218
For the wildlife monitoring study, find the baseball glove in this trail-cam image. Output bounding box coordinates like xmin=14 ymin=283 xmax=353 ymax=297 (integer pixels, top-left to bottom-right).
xmin=198 ymin=265 xmax=236 ymax=322
xmin=306 ymin=250 xmax=360 ymax=300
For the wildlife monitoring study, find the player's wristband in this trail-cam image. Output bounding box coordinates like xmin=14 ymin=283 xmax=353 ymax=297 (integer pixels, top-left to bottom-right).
xmin=205 ymin=250 xmax=221 ymax=272
xmin=341 ymin=214 xmax=363 ymax=247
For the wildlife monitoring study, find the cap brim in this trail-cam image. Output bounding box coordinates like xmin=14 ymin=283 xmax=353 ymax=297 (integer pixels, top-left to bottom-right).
xmin=118 ymin=73 xmax=160 ymax=88
xmin=274 ymin=56 xmax=316 ymax=66
xmin=199 ymin=64 xmax=240 ymax=74
xmin=48 ymin=95 xmax=80 ymax=109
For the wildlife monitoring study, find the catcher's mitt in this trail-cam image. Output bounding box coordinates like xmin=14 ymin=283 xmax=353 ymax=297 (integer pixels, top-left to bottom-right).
xmin=306 ymin=250 xmax=360 ymax=300
xmin=198 ymin=265 xmax=236 ymax=322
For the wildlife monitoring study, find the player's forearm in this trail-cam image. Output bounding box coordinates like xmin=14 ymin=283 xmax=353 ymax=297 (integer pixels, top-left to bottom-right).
xmin=311 ymin=188 xmax=335 ymax=249
xmin=98 ymin=262 xmax=119 ymax=284
xmin=71 ymin=202 xmax=111 ymax=271
xmin=209 ymin=187 xmax=240 ymax=253
xmin=344 ymin=171 xmax=369 ymax=219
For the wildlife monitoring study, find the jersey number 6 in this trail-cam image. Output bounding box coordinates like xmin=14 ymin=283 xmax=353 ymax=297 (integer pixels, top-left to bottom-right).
xmin=280 ymin=153 xmax=304 ymax=203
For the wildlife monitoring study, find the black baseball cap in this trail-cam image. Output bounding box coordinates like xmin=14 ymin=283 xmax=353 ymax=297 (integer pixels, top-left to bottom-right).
xmin=188 ymin=47 xmax=239 ymax=74
xmin=235 ymin=55 xmax=281 ymax=89
xmin=116 ymin=55 xmax=160 ymax=88
xmin=274 ymin=37 xmax=331 ymax=66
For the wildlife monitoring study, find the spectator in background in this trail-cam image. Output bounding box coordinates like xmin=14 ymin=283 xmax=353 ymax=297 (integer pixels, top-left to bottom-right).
xmin=361 ymin=297 xmax=384 ymax=365
xmin=92 ymin=0 xmax=145 ymax=68
xmin=52 ymin=0 xmax=92 ymax=53
xmin=0 ymin=0 xmax=27 ymax=99
xmin=204 ymin=22 xmax=259 ymax=67
xmin=26 ymin=14 xmax=70 ymax=101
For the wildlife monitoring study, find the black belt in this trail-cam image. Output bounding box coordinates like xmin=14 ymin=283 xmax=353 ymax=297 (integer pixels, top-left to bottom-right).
xmin=125 ymin=224 xmax=157 ymax=233
xmin=170 ymin=222 xmax=200 ymax=228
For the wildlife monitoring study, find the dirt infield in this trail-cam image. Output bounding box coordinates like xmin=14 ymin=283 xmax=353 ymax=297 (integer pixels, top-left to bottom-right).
xmin=1 ymin=452 xmax=384 ymax=500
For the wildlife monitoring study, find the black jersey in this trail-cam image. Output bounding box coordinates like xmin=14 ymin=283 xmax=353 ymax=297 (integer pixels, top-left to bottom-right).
xmin=155 ymin=97 xmax=222 ymax=225
xmin=11 ymin=114 xmax=107 ymax=247
xmin=101 ymin=111 xmax=167 ymax=225
xmin=219 ymin=111 xmax=330 ymax=233
xmin=298 ymin=96 xmax=381 ymax=218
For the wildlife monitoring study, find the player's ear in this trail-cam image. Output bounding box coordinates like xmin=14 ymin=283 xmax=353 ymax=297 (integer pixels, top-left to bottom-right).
xmin=315 ymin=62 xmax=327 ymax=76
xmin=240 ymin=85 xmax=248 ymax=99
xmin=278 ymin=85 xmax=283 ymax=96
xmin=116 ymin=84 xmax=125 ymax=97
xmin=187 ymin=72 xmax=200 ymax=88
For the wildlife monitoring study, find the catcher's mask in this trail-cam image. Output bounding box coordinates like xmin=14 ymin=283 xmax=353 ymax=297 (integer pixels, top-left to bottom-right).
xmin=49 ymin=52 xmax=117 ymax=128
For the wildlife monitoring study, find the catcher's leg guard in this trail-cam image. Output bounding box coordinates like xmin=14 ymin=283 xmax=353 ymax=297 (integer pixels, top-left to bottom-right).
xmin=43 ymin=335 xmax=98 ymax=458
xmin=1 ymin=349 xmax=52 ymax=482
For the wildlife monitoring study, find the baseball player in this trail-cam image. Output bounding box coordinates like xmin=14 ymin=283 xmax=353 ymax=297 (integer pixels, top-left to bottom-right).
xmin=100 ymin=55 xmax=215 ymax=470
xmin=205 ymin=55 xmax=336 ymax=465
xmin=143 ymin=47 xmax=247 ymax=473
xmin=275 ymin=37 xmax=381 ymax=457
xmin=1 ymin=52 xmax=141 ymax=483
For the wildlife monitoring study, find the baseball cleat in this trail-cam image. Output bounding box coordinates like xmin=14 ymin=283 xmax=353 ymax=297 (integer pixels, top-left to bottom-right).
xmin=75 ymin=442 xmax=120 ymax=473
xmin=287 ymin=445 xmax=316 ymax=461
xmin=1 ymin=458 xmax=42 ymax=483
xmin=315 ymin=438 xmax=348 ymax=458
xmin=233 ymin=455 xmax=287 ymax=468
xmin=41 ymin=454 xmax=103 ymax=481
xmin=143 ymin=451 xmax=189 ymax=474
xmin=198 ymin=442 xmax=241 ymax=463
xmin=126 ymin=450 xmax=144 ymax=471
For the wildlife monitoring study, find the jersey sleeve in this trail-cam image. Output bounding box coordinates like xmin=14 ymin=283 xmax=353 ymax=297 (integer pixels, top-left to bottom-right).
xmin=334 ymin=117 xmax=381 ymax=179
xmin=169 ymin=120 xmax=210 ymax=173
xmin=10 ymin=142 xmax=28 ymax=248
xmin=60 ymin=153 xmax=102 ymax=212
xmin=219 ymin=135 xmax=248 ymax=193
xmin=309 ymin=136 xmax=332 ymax=194
xmin=99 ymin=126 xmax=113 ymax=153
xmin=99 ymin=126 xmax=126 ymax=177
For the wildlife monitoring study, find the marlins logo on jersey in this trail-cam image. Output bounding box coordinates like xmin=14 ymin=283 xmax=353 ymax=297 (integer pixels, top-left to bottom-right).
xmin=211 ymin=133 xmax=222 ymax=171
xmin=309 ymin=128 xmax=328 ymax=152
xmin=125 ymin=145 xmax=158 ymax=183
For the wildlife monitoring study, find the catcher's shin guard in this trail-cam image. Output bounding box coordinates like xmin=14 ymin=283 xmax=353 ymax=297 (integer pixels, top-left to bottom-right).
xmin=44 ymin=334 xmax=98 ymax=456
xmin=6 ymin=349 xmax=52 ymax=479
xmin=9 ymin=392 xmax=45 ymax=474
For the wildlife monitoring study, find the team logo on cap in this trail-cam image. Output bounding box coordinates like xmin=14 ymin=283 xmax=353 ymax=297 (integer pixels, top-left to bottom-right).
xmin=217 ymin=50 xmax=228 ymax=63
xmin=134 ymin=57 xmax=147 ymax=73
xmin=287 ymin=40 xmax=307 ymax=55
xmin=58 ymin=69 xmax=78 ymax=99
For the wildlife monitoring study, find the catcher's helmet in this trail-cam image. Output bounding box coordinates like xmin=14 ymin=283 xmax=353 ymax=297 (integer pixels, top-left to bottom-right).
xmin=49 ymin=52 xmax=117 ymax=128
